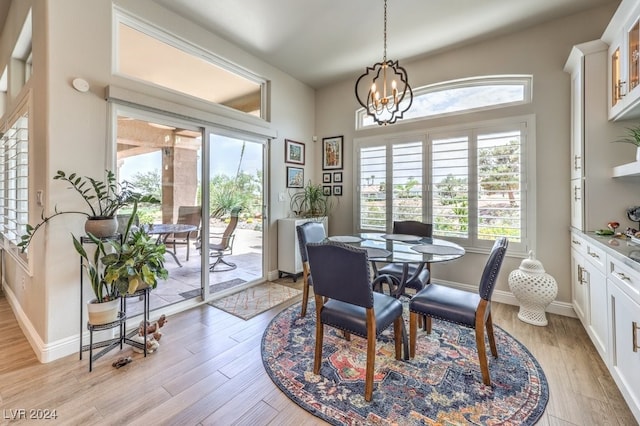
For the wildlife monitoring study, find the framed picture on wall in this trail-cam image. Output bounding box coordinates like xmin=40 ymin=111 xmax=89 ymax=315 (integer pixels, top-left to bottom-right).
xmin=287 ymin=166 xmax=304 ymax=188
xmin=333 ymin=172 xmax=343 ymax=183
xmin=323 ymin=186 xmax=332 ymax=196
xmin=333 ymin=185 xmax=343 ymax=196
xmin=323 ymin=172 xmax=331 ymax=183
xmin=285 ymin=139 xmax=305 ymax=165
xmin=322 ymin=136 xmax=343 ymax=170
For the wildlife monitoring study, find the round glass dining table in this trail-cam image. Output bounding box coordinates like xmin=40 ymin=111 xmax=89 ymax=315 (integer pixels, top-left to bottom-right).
xmin=327 ymin=232 xmax=465 ymax=297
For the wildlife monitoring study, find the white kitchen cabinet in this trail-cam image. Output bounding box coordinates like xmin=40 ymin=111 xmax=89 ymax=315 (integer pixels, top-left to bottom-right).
xmin=565 ymin=41 xmax=639 ymax=228
xmin=608 ymin=279 xmax=640 ymax=421
xmin=571 ymin=247 xmax=589 ymax=325
xmin=570 ymin=231 xmax=640 ymax=423
xmin=603 ymin=0 xmax=640 ymax=120
xmin=583 ymin=253 xmax=608 ymax=360
xmin=570 ymin=231 xmax=608 ymax=361
xmin=277 ymin=217 xmax=327 ymax=281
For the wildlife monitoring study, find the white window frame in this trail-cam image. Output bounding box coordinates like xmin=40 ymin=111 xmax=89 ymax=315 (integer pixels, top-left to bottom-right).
xmin=357 ymin=75 xmax=532 ymax=130
xmin=0 ymin=90 xmax=31 ymax=266
xmin=113 ymin=7 xmax=268 ymax=124
xmin=354 ymin=114 xmax=535 ymax=256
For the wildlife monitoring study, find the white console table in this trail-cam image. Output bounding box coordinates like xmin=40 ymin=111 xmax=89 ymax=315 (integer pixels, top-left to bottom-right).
xmin=277 ymin=217 xmax=328 ymax=281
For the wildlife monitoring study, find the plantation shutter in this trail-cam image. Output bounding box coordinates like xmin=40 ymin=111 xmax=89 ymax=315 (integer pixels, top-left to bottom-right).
xmin=359 ymin=146 xmax=386 ymax=231
xmin=392 ymin=141 xmax=423 ymax=223
xmin=431 ymin=135 xmax=469 ymax=239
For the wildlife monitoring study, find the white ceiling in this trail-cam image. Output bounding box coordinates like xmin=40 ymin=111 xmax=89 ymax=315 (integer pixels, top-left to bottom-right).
xmin=152 ymin=0 xmax=620 ymax=89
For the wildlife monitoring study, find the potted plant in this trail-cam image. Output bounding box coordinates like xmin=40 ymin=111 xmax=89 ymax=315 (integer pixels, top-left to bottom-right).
xmin=290 ymin=180 xmax=332 ymax=218
xmin=72 ymin=201 xmax=168 ymax=325
xmin=19 ymin=169 xmax=157 ymax=252
xmin=102 ymin=202 xmax=169 ymax=296
xmin=613 ymin=124 xmax=640 ymax=161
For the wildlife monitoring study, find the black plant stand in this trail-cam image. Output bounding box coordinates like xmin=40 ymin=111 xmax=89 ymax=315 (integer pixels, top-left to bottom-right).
xmin=78 ymin=235 xmax=150 ymax=371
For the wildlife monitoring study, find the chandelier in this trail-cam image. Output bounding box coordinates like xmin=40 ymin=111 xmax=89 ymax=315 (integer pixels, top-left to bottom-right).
xmin=355 ymin=0 xmax=413 ymax=126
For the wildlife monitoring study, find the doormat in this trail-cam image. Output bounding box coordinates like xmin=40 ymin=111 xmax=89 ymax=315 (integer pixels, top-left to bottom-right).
xmin=179 ymin=278 xmax=247 ymax=299
xmin=208 ymin=282 xmax=302 ymax=320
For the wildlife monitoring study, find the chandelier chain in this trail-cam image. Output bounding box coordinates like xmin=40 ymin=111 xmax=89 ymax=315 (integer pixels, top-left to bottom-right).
xmin=383 ymin=0 xmax=387 ymax=61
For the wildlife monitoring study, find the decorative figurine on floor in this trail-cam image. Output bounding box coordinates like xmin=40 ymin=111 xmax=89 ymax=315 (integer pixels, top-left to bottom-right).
xmin=131 ymin=314 xmax=167 ymax=354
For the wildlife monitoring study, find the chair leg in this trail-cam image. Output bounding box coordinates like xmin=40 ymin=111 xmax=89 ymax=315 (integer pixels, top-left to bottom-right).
xmin=409 ymin=312 xmax=417 ymax=358
xmin=343 ymin=331 xmax=351 ymax=341
xmin=365 ymin=331 xmax=376 ymax=402
xmin=300 ymin=281 xmax=309 ymax=317
xmin=425 ymin=316 xmax=432 ymax=334
xmin=393 ymin=317 xmax=402 ymax=360
xmin=475 ymin=325 xmax=491 ymax=386
xmin=186 ymin=242 xmax=190 ymax=261
xmin=486 ymin=312 xmax=498 ymax=358
xmin=209 ymin=256 xmax=237 ymax=272
xmin=314 ymin=322 xmax=324 ymax=375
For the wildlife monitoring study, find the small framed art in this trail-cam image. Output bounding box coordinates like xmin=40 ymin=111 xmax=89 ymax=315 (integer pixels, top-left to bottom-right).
xmin=323 ymin=186 xmax=332 ymax=196
xmin=285 ymin=139 xmax=305 ymax=165
xmin=322 ymin=136 xmax=343 ymax=170
xmin=333 ymin=185 xmax=343 ymax=196
xmin=323 ymin=172 xmax=331 ymax=183
xmin=333 ymin=172 xmax=343 ymax=183
xmin=286 ymin=166 xmax=304 ymax=188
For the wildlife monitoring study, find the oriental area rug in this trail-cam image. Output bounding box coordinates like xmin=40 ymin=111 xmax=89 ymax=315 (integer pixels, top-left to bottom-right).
xmin=262 ymin=300 xmax=548 ymax=425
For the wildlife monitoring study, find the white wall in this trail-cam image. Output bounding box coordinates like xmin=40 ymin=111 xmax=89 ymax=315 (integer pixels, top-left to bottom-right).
xmin=314 ymin=3 xmax=634 ymax=306
xmin=3 ymin=0 xmax=315 ymax=361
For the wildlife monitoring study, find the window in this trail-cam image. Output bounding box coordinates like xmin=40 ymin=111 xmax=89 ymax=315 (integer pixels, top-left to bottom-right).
xmin=115 ymin=10 xmax=265 ymax=119
xmin=357 ymin=75 xmax=532 ymax=129
xmin=356 ymin=117 xmax=532 ymax=254
xmin=0 ymin=96 xmax=29 ymax=258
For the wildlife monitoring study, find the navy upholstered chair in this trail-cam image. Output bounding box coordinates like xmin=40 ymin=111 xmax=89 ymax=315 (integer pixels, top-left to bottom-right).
xmin=377 ymin=221 xmax=433 ymax=293
xmin=296 ymin=221 xmax=326 ymax=317
xmin=408 ymin=237 xmax=508 ymax=386
xmin=306 ymin=241 xmax=404 ymax=402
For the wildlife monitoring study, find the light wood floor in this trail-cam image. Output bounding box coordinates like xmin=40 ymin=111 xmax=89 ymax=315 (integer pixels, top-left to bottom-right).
xmin=0 ymin=282 xmax=636 ymax=426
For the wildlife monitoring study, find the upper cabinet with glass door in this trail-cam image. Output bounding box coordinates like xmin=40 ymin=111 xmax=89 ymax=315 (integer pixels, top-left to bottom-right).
xmin=603 ymin=0 xmax=640 ymax=120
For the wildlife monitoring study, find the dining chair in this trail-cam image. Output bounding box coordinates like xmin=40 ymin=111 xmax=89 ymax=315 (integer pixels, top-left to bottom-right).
xmin=376 ymin=221 xmax=433 ymax=295
xmin=408 ymin=237 xmax=508 ymax=386
xmin=164 ymin=206 xmax=202 ymax=261
xmin=306 ymin=241 xmax=404 ymax=402
xmin=295 ymin=221 xmax=326 ymax=317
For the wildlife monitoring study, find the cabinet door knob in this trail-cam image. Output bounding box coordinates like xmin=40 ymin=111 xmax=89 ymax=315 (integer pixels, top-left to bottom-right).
xmin=572 ymin=239 xmax=582 ymax=245
xmin=588 ymin=251 xmax=600 ymax=259
xmin=633 ymin=321 xmax=640 ymax=353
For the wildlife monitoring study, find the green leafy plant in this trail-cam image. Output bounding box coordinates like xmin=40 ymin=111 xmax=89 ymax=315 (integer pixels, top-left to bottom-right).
xmin=102 ymin=201 xmax=168 ymax=295
xmin=19 ymin=170 xmax=158 ymax=252
xmin=72 ymin=201 xmax=168 ymax=302
xmin=613 ymin=125 xmax=640 ymax=147
xmin=290 ymin=181 xmax=332 ymax=218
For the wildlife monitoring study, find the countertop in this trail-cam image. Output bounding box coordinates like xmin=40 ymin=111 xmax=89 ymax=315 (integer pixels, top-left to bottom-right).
xmin=574 ymin=228 xmax=640 ymax=272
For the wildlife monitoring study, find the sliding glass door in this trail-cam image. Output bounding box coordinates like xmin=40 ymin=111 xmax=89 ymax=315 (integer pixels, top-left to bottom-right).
xmin=201 ymin=130 xmax=265 ymax=298
xmin=113 ymin=108 xmax=267 ymax=315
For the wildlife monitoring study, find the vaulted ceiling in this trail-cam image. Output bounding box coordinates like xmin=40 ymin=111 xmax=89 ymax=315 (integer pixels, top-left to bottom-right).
xmin=152 ymin=0 xmax=620 ymax=88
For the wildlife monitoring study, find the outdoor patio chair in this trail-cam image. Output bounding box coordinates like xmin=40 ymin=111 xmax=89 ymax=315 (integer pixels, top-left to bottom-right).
xmin=205 ymin=207 xmax=242 ymax=272
xmin=408 ymin=237 xmax=508 ymax=386
xmin=307 ymin=241 xmax=404 ymax=402
xmin=164 ymin=206 xmax=202 ymax=261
